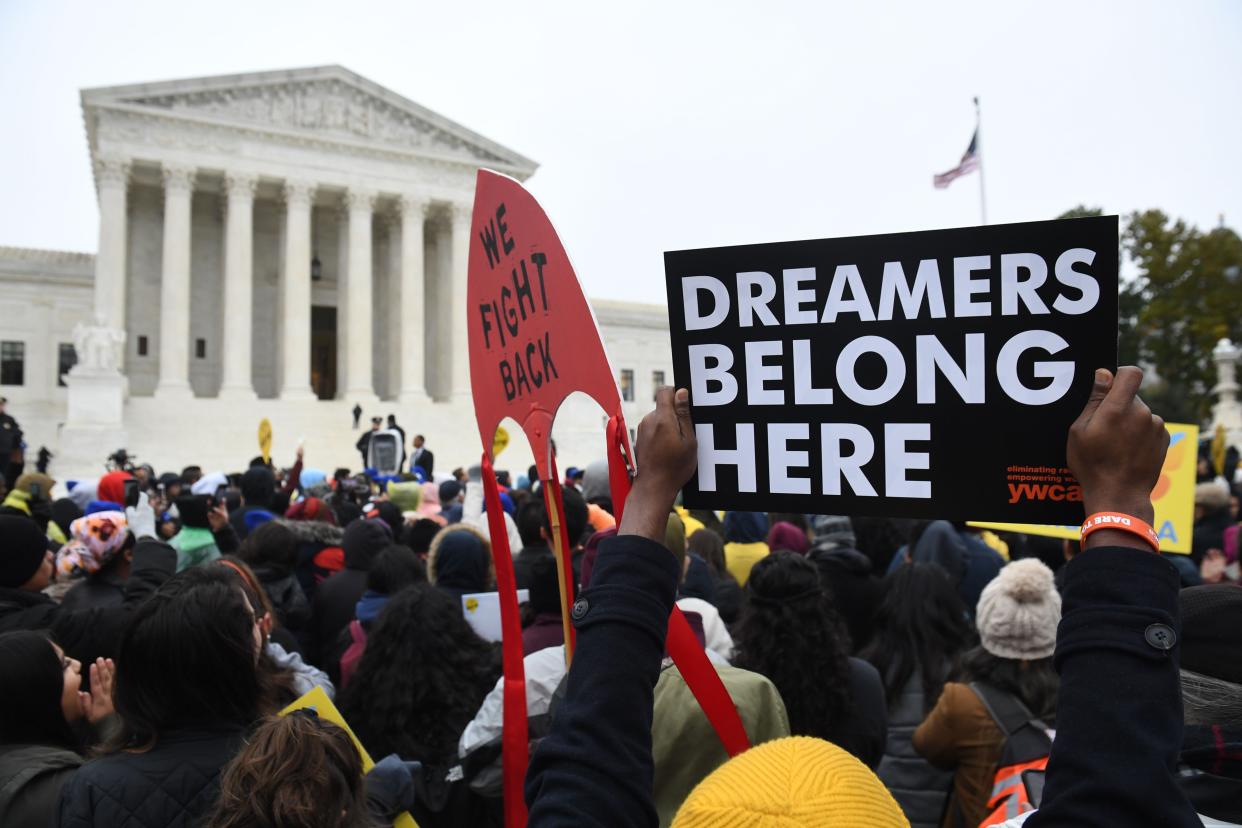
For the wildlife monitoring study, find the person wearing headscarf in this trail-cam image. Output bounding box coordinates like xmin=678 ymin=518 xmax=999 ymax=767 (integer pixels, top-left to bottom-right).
xmin=57 ymin=512 xmax=133 ymax=612
xmin=428 ymin=525 xmax=494 ymax=604
xmin=722 ymin=511 xmax=769 ymax=586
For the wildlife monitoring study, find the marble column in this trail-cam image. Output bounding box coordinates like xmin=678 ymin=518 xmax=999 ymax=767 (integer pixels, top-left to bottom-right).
xmin=219 ymin=172 xmax=258 ymax=399
xmin=397 ymin=196 xmax=430 ymax=403
xmin=342 ymin=188 xmax=376 ymax=399
xmin=154 ymin=164 xmax=196 ymax=400
xmin=92 ymin=157 xmax=130 ymax=333
xmin=335 ymin=205 xmax=350 ymax=399
xmin=449 ymin=203 xmax=472 ymax=396
xmin=280 ymin=181 xmax=317 ymax=400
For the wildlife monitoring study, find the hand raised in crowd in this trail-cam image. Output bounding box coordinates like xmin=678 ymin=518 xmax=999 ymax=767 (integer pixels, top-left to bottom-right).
xmin=79 ymin=657 xmax=116 ymax=724
xmin=619 ymin=386 xmax=697 ymax=545
xmin=1066 ymin=366 xmax=1169 ymax=549
xmin=207 ymin=501 xmax=230 ymax=532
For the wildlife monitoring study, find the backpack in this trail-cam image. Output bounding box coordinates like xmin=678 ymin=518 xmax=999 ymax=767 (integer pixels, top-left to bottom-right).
xmin=338 ymin=620 xmax=367 ymax=691
xmin=971 ymin=682 xmax=1053 ymax=827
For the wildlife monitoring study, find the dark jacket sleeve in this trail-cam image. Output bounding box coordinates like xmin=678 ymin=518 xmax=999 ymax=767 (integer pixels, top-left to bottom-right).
xmin=50 ymin=539 xmax=176 ymax=671
xmin=525 ymin=534 xmax=679 ymax=828
xmin=213 ymin=523 xmax=241 ymax=555
xmin=1027 ymin=546 xmax=1201 ymax=828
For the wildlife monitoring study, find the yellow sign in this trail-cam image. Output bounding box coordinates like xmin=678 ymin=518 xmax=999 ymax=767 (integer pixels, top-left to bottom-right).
xmin=970 ymin=423 xmax=1199 ymax=554
xmin=281 ymin=687 xmax=419 ymax=828
xmin=258 ymin=418 xmax=272 ymax=465
xmin=492 ymin=426 xmax=510 ymax=458
xmin=1212 ymin=424 xmax=1227 ymax=477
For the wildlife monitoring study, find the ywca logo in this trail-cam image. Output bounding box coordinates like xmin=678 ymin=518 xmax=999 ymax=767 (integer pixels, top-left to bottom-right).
xmin=1006 ymin=483 xmax=1083 ymax=505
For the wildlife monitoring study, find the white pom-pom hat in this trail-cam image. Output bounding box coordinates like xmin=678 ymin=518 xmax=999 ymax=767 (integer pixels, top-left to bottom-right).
xmin=975 ymin=558 xmax=1062 ymax=660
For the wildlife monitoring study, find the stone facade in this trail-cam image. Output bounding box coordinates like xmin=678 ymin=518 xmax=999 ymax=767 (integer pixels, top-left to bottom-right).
xmin=0 ymin=67 xmax=673 ymax=478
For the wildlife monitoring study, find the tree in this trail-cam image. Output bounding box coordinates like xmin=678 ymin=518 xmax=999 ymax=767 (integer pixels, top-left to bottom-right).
xmin=1123 ymin=211 xmax=1242 ymax=424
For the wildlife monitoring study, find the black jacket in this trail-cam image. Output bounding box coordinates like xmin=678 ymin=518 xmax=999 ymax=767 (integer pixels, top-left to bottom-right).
xmin=526 ymin=533 xmax=679 ymax=826
xmin=58 ymin=724 xmax=245 ymax=828
xmin=412 ymin=447 xmax=434 ymax=477
xmin=0 ymin=742 xmax=81 ymax=828
xmin=1027 ymin=547 xmax=1201 ymax=828
xmin=807 ymin=544 xmax=882 ymax=650
xmin=59 ymin=572 xmax=126 ymax=612
xmin=0 ymin=539 xmax=175 ymax=673
xmin=1179 ymin=724 xmax=1242 ymax=825
xmin=311 ymin=568 xmax=368 ymax=667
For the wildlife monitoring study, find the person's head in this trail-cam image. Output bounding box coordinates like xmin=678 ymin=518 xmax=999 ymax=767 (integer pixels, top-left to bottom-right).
xmin=1194 ymin=480 xmax=1230 ymax=520
xmin=338 ymin=584 xmax=497 ymax=763
xmin=428 ymin=526 xmax=493 ymax=594
xmin=113 ymin=565 xmax=265 ymax=749
xmin=240 ymin=466 xmax=276 ymax=510
xmin=688 ymin=529 xmax=727 ymax=576
xmin=732 ymin=552 xmax=853 ymax=743
xmin=723 ymin=511 xmax=768 ymax=544
xmin=366 ymin=501 xmax=404 ymax=539
xmin=517 ymin=499 xmax=548 ymax=548
xmin=0 ymin=515 xmax=53 ymax=592
xmin=413 ymin=434 xmax=425 ymax=449
xmin=560 ymin=486 xmax=590 ymax=546
xmin=181 ymin=465 xmax=203 ymax=485
xmin=0 ymin=630 xmax=81 ymax=748
xmin=665 ymin=512 xmax=687 ymax=573
xmin=366 ymin=544 xmax=426 ymax=594
xmin=768 ymin=520 xmax=810 ymax=555
xmin=386 ymin=414 xmax=397 ymax=427
xmin=1179 ymin=584 xmax=1242 ymax=727
xmin=55 ymin=511 xmax=134 ymax=581
xmin=859 ymin=563 xmax=971 ymax=709
xmin=438 ymin=480 xmax=462 ymax=506
xmin=370 ymin=417 xmax=382 ymax=432
xmin=527 ymin=553 xmax=563 ymax=617
xmin=401 ymin=518 xmax=441 ymax=556
xmin=808 ymin=515 xmax=854 ymax=551
xmin=239 ymin=521 xmax=299 ymax=574
xmin=285 ymin=496 xmax=337 ymax=525
xmin=341 ymin=518 xmax=392 ymax=570
xmin=95 ymin=471 xmax=131 ymax=506
xmin=207 ymin=713 xmax=369 ymax=828
xmin=958 ymin=559 xmax=1061 ymax=718
xmin=671 ymin=736 xmax=907 ymax=827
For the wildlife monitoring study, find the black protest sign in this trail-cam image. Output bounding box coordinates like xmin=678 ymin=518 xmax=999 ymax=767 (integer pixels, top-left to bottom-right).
xmin=664 ymin=216 xmax=1119 ymax=524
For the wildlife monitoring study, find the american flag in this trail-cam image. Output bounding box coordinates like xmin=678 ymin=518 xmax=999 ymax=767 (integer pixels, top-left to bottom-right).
xmin=933 ymin=129 xmax=980 ymax=189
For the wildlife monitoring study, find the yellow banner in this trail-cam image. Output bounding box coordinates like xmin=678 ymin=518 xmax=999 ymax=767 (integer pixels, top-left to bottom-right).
xmin=970 ymin=423 xmax=1198 ymax=554
xmin=281 ymin=687 xmax=418 ymax=828
xmin=493 ymin=425 xmax=510 ymax=458
xmin=258 ymin=418 xmax=272 ymax=465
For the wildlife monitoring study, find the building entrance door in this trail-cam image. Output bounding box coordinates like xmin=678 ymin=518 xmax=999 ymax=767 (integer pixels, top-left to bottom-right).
xmin=310 ymin=306 xmax=337 ymax=400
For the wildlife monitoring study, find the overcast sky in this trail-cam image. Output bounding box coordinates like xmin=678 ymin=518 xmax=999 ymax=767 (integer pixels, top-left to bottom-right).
xmin=1 ymin=0 xmax=1238 ymax=305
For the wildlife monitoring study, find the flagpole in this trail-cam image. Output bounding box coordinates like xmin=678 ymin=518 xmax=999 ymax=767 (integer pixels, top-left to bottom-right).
xmin=975 ymin=96 xmax=988 ymax=225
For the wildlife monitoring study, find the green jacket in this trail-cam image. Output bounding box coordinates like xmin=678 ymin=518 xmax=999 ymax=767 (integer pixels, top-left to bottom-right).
xmin=0 ymin=743 xmax=82 ymax=828
xmin=651 ymin=662 xmax=790 ymax=827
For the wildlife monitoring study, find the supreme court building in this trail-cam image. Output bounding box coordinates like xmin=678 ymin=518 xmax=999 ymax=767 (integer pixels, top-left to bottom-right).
xmin=0 ymin=66 xmax=672 ymax=477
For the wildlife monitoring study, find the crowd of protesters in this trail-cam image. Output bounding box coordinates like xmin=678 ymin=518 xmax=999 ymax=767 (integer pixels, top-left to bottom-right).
xmin=0 ymin=369 xmax=1240 ymax=827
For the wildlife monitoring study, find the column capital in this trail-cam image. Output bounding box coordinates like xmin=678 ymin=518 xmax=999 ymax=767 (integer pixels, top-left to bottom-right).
xmin=223 ymin=172 xmax=259 ymax=200
xmin=283 ymin=180 xmax=317 ymax=206
xmin=161 ymin=164 xmax=197 ymax=193
xmin=345 ymin=188 xmax=377 ymax=212
xmin=93 ymin=157 xmax=131 ymax=187
xmin=397 ymin=194 xmax=432 ymax=218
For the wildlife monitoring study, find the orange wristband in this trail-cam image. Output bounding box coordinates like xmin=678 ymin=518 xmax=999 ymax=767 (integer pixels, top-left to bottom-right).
xmin=1080 ymin=512 xmax=1160 ymax=553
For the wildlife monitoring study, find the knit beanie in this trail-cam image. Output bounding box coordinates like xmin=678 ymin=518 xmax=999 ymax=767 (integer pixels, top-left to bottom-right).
xmin=975 ymin=558 xmax=1061 ymax=660
xmin=671 ymin=736 xmax=907 ymax=827
xmin=1179 ymin=584 xmax=1242 ymax=684
xmin=0 ymin=515 xmax=49 ymax=588
xmin=13 ymin=473 xmax=55 ymax=499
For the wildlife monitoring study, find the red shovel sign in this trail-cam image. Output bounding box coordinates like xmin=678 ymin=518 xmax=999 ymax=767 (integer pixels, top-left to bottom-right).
xmin=467 ymin=170 xmax=749 ymax=827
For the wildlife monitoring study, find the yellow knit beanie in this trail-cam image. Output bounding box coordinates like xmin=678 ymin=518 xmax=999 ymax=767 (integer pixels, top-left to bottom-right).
xmin=671 ymin=736 xmax=910 ymax=828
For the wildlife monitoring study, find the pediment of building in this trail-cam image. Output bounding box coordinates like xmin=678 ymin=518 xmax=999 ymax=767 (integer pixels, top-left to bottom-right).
xmin=82 ymin=66 xmax=537 ymax=175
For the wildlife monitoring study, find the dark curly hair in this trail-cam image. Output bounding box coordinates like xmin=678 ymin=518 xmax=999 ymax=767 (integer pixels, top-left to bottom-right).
xmin=732 ymin=551 xmax=854 ymax=747
xmin=338 ymin=584 xmax=500 ymax=766
xmin=859 ymin=563 xmax=972 ymax=711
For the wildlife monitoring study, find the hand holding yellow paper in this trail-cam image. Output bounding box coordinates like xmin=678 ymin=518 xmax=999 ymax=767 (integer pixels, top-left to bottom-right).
xmin=258 ymin=418 xmax=272 ymax=465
